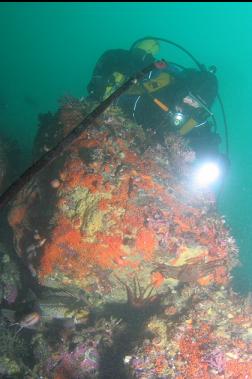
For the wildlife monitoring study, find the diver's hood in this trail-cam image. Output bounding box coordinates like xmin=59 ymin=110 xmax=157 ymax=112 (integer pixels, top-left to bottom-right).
xmin=182 ymin=69 xmax=218 ymax=108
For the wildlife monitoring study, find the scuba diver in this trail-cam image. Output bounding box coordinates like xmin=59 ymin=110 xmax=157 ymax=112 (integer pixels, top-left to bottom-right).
xmin=87 ymin=38 xmax=159 ymax=102
xmin=0 ymin=37 xmax=230 ymax=210
xmin=87 ymin=37 xmax=230 ymax=184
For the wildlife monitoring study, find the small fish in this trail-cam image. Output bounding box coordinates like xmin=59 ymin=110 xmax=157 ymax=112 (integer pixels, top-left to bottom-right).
xmin=6 ymin=311 xmax=41 ymax=335
xmin=39 ymin=301 xmax=89 ymax=325
xmin=19 ymin=311 xmax=41 ymax=329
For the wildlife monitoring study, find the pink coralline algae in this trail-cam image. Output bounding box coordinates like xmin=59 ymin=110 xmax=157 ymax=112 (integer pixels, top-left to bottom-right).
xmin=202 ymin=347 xmax=226 ymax=374
xmin=52 ymin=341 xmax=99 ymax=379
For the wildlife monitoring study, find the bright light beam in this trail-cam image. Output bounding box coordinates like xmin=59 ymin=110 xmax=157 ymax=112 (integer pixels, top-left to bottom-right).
xmin=194 ymin=162 xmax=221 ymax=188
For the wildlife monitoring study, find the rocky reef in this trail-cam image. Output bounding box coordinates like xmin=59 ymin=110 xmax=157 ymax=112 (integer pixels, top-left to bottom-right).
xmin=0 ymin=97 xmax=251 ymax=378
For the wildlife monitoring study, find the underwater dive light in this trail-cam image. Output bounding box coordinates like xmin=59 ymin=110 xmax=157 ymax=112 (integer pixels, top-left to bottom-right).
xmin=194 ymin=161 xmax=221 ymax=188
xmin=173 ymin=112 xmax=185 ymax=126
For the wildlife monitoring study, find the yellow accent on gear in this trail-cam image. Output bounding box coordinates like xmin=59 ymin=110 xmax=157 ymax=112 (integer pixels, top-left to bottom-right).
xmin=134 ymin=39 xmax=160 ymax=55
xmin=153 ymin=98 xmax=169 ymax=112
xmin=113 ymin=72 xmax=125 ymax=84
xmin=143 ymin=73 xmax=171 ymax=93
xmin=103 ymin=72 xmax=126 ymax=100
xmin=126 ymin=72 xmax=171 ymax=95
xmin=103 ymin=85 xmax=114 ymax=100
xmin=179 ymin=118 xmax=198 ymax=135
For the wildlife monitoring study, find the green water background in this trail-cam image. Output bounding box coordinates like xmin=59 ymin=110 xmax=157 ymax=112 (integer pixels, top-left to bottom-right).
xmin=0 ymin=2 xmax=251 ymax=293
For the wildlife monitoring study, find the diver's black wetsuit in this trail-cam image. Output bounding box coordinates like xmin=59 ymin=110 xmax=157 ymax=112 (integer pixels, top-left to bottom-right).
xmin=87 ymin=48 xmax=155 ymax=102
xmin=186 ymin=123 xmax=220 ymax=156
xmin=87 ymin=48 xmax=222 ymax=161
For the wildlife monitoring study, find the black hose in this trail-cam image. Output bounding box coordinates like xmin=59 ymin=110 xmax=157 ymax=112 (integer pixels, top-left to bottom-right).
xmin=217 ymin=93 xmax=229 ymax=156
xmin=131 ymin=36 xmax=205 ymax=71
xmin=0 ymin=62 xmax=158 ymax=210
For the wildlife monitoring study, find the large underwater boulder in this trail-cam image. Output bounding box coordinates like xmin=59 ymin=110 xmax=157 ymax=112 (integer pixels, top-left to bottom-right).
xmin=5 ymin=98 xmax=252 ymax=378
xmin=8 ymin=101 xmax=237 ymax=305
